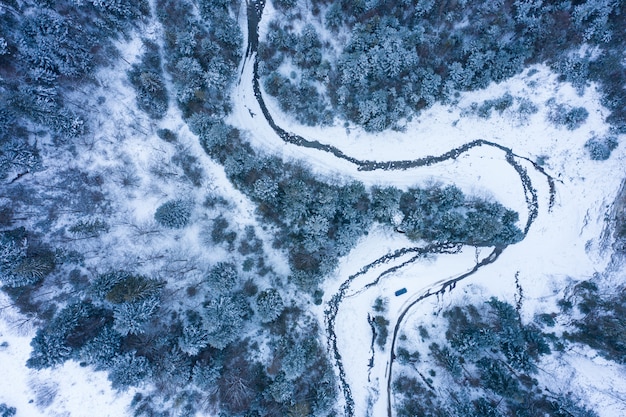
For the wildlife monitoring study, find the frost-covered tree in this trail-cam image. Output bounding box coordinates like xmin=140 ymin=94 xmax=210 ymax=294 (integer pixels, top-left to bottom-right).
xmin=253 ymin=177 xmax=280 ymax=203
xmin=113 ymin=297 xmax=160 ymax=336
xmin=19 ymin=9 xmax=93 ymax=77
xmin=108 ymin=352 xmax=152 ymax=390
xmin=265 ymin=373 xmax=293 ymax=404
xmin=128 ymin=40 xmax=168 ymax=119
xmin=156 ymin=348 xmax=192 ymax=387
xmin=0 ymin=229 xmax=55 ymax=288
xmin=178 ymin=311 xmax=209 ymax=356
xmin=573 ymin=0 xmax=619 ymax=42
xmin=79 ymin=326 xmax=121 ymax=369
xmin=0 ymin=139 xmax=41 ymax=181
xmin=206 ymin=262 xmax=239 ymax=293
xmin=92 ymin=272 xmax=163 ymax=304
xmin=68 ymin=219 xmax=110 ymax=238
xmin=202 ymin=296 xmax=250 ymax=349
xmin=255 ymin=288 xmax=284 ymax=323
xmin=27 ymin=302 xmax=96 ymax=369
xmin=173 ymin=57 xmax=205 ymax=104
xmin=280 ymin=338 xmax=318 ymax=381
xmin=0 ymin=233 xmax=28 ymax=287
xmin=154 ymin=199 xmax=193 ymax=228
xmin=192 ymin=359 xmax=221 ymax=392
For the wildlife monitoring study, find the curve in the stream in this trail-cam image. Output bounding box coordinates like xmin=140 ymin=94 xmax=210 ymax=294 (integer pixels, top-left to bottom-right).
xmin=385 ymin=247 xmax=502 ymax=417
xmin=324 ymin=243 xmax=463 ymax=415
xmin=241 ymin=2 xmax=555 ymax=416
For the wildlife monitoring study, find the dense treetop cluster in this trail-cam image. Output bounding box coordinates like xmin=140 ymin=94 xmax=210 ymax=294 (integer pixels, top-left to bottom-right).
xmin=260 ymin=0 xmax=625 ymax=133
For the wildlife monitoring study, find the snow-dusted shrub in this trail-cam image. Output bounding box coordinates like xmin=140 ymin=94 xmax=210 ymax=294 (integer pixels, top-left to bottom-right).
xmin=516 ymin=97 xmax=539 ymax=123
xmin=0 ymin=403 xmax=16 ymax=417
xmin=238 ymin=226 xmax=263 ymax=255
xmin=172 ymin=150 xmax=204 ymax=187
xmin=154 ymin=199 xmax=193 ymax=228
xmin=547 ymin=99 xmax=589 ymax=130
xmin=584 ymin=135 xmax=618 ymax=160
xmin=30 ymin=381 xmax=58 ymax=408
xmin=210 ymin=215 xmax=237 ymax=248
xmin=156 ymin=128 xmax=177 ymax=142
xmin=476 ymin=93 xmax=514 ymax=118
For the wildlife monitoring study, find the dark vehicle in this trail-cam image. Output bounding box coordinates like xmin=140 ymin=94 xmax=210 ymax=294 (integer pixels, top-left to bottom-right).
xmin=395 ymin=288 xmax=407 ymax=296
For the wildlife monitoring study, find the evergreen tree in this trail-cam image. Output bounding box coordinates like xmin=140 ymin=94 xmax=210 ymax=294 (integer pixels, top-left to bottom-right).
xmin=206 ymin=262 xmax=239 ymax=294
xmin=79 ymin=326 xmax=121 ymax=369
xmin=27 ymin=302 xmax=96 ymax=369
xmin=202 ymin=295 xmax=250 ymax=350
xmin=178 ymin=311 xmax=209 ymax=356
xmin=128 ymin=40 xmax=168 ymax=119
xmin=0 ymin=232 xmax=28 ymax=287
xmin=192 ymin=359 xmax=221 ymax=393
xmin=113 ymin=297 xmax=159 ymax=336
xmin=108 ymin=352 xmax=152 ymax=390
xmin=255 ymin=288 xmax=284 ymax=323
xmin=154 ymin=199 xmax=193 ymax=228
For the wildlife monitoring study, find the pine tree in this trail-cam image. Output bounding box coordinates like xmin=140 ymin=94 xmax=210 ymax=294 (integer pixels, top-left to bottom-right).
xmin=255 ymin=288 xmax=284 ymax=323
xmin=27 ymin=302 xmax=95 ymax=369
xmin=113 ymin=297 xmax=159 ymax=336
xmin=178 ymin=312 xmax=209 ymax=356
xmin=79 ymin=326 xmax=121 ymax=369
xmin=108 ymin=352 xmax=152 ymax=390
xmin=0 ymin=233 xmax=28 ymax=287
xmin=202 ymin=296 xmax=249 ymax=349
xmin=192 ymin=359 xmax=221 ymax=393
xmin=206 ymin=262 xmax=238 ymax=294
xmin=154 ymin=199 xmax=193 ymax=228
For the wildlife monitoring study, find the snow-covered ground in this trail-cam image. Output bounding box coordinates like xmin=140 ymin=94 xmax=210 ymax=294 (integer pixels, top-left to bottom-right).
xmin=0 ymin=293 xmax=137 ymax=416
xmin=1 ymin=3 xmax=625 ymax=416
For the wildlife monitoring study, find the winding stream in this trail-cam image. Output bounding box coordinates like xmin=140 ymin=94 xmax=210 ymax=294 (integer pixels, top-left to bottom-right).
xmin=240 ymin=1 xmax=556 ymax=415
